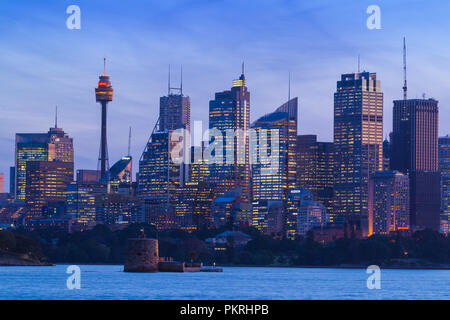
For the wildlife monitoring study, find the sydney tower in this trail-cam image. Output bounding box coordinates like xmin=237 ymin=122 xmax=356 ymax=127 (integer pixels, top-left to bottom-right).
xmin=95 ymin=58 xmax=114 ymax=177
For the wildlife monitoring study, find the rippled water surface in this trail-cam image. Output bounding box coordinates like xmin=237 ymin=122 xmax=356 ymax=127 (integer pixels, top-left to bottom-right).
xmin=0 ymin=265 xmax=449 ymax=300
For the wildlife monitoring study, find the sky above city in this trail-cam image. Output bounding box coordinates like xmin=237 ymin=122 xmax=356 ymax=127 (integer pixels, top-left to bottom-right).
xmin=1 ymin=0 xmax=450 ymax=191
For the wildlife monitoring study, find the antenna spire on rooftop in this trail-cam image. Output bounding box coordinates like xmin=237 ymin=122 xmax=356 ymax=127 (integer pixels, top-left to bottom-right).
xmin=358 ymin=54 xmax=361 ymax=73
xmin=103 ymin=57 xmax=106 ymax=76
xmin=55 ymin=105 xmax=58 ymax=128
xmin=403 ymin=37 xmax=408 ymax=100
xmin=128 ymin=126 xmax=132 ymax=157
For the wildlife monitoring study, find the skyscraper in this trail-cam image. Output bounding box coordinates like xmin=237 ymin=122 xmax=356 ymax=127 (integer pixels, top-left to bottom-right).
xmin=439 ymin=136 xmax=450 ymax=222
xmin=138 ymin=72 xmax=191 ymax=228
xmin=251 ymin=98 xmax=298 ymax=201
xmin=15 ymin=125 xmax=74 ymax=201
xmin=296 ymin=135 xmax=334 ymax=221
xmin=333 ymin=72 xmax=384 ymax=232
xmin=15 ymin=133 xmax=48 ymax=201
xmin=95 ymin=58 xmax=114 ymax=177
xmin=208 ymin=67 xmax=251 ymax=201
xmin=390 ymin=98 xmax=440 ymax=230
xmin=368 ymin=171 xmax=409 ymax=235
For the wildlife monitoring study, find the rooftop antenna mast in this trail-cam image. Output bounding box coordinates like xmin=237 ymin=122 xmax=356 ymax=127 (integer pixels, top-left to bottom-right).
xmin=358 ymin=54 xmax=361 ymax=73
xmin=55 ymin=105 xmax=58 ymax=128
xmin=403 ymin=37 xmax=408 ymax=100
xmin=128 ymin=126 xmax=132 ymax=157
xmin=168 ymin=64 xmax=183 ymax=95
xmin=180 ymin=65 xmax=183 ymax=96
xmin=288 ymin=72 xmax=291 ymax=105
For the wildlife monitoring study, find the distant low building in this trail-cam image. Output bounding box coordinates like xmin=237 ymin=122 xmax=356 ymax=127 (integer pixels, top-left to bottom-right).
xmin=205 ymin=230 xmax=252 ymax=251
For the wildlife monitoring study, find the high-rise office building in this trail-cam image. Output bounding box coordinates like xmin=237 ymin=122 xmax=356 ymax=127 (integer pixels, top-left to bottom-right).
xmin=368 ymin=171 xmax=409 ymax=235
xmin=160 ymin=92 xmax=190 ymax=132
xmin=25 ymin=161 xmax=73 ymax=219
xmin=296 ymin=135 xmax=334 ymax=221
xmin=138 ymin=76 xmax=191 ymax=225
xmin=251 ymin=98 xmax=298 ymax=202
xmin=209 ymin=67 xmax=251 ymax=201
xmin=15 ymin=125 xmax=74 ymax=201
xmin=390 ymin=98 xmax=440 ymax=230
xmin=15 ymin=133 xmax=48 ymax=201
xmin=333 ymin=72 xmax=384 ymax=232
xmin=439 ymin=136 xmax=450 ymax=222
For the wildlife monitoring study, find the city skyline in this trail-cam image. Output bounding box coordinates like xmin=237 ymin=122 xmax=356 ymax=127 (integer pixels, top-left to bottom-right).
xmin=2 ymin=1 xmax=450 ymax=190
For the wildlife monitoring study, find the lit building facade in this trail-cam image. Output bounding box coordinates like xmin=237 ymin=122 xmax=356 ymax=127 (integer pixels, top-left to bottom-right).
xmin=66 ymin=182 xmax=106 ymax=225
xmin=208 ymin=70 xmax=251 ymax=201
xmin=25 ymin=161 xmax=74 ymax=219
xmin=368 ymin=171 xmax=409 ymax=235
xmin=15 ymin=126 xmax=74 ymax=201
xmin=333 ymin=72 xmax=383 ymax=233
xmin=251 ymin=98 xmax=298 ymax=202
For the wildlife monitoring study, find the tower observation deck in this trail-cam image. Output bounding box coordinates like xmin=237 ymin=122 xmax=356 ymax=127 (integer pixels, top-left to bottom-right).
xmin=95 ymin=58 xmax=114 ymax=176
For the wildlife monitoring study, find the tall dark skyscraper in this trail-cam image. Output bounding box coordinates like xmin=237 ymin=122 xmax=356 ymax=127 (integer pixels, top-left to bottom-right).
xmin=95 ymin=58 xmax=114 ymax=177
xmin=333 ymin=72 xmax=384 ymax=232
xmin=390 ymin=98 xmax=440 ymax=230
xmin=209 ymin=66 xmax=251 ymax=201
xmin=390 ymin=38 xmax=440 ymax=231
xmin=159 ymin=70 xmax=190 ymax=132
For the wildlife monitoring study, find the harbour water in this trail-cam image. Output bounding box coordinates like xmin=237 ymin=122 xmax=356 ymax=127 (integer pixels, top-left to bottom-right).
xmin=0 ymin=265 xmax=449 ymax=300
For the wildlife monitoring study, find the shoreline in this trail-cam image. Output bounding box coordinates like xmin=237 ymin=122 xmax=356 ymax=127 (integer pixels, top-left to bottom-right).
xmin=3 ymin=263 xmax=449 ymax=270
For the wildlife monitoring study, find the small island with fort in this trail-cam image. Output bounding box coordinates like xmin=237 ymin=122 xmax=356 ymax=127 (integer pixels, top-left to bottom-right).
xmin=123 ymin=229 xmax=222 ymax=273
